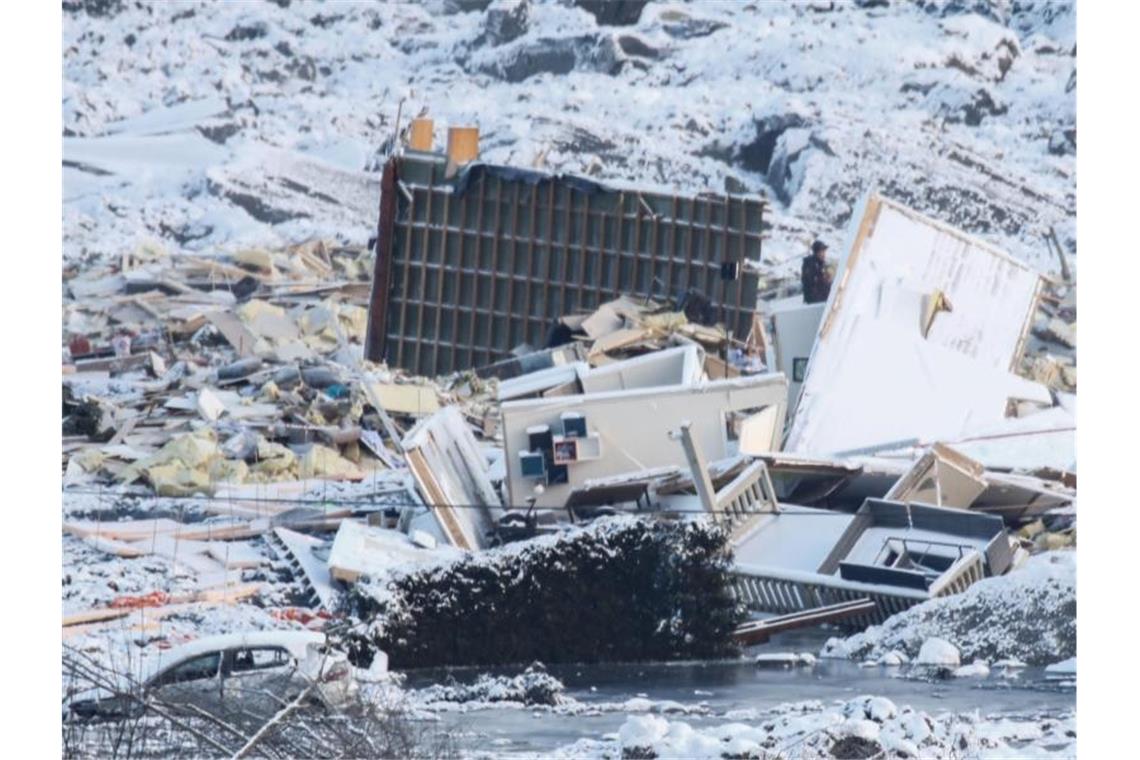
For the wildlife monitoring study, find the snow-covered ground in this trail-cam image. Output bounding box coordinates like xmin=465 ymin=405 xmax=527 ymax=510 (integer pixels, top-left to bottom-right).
xmin=64 ymin=0 xmax=1075 ymax=278
xmin=553 ymin=696 xmax=1076 ymax=759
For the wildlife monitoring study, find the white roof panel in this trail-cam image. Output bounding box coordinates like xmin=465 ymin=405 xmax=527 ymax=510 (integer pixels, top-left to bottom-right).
xmin=787 ymin=193 xmax=1046 ymax=455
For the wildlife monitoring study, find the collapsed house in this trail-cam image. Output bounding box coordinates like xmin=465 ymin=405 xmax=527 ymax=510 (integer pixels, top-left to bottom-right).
xmin=730 ymin=499 xmax=1013 ymax=627
xmin=785 ymin=193 xmax=1051 ymax=456
xmin=351 ymin=139 xmax=1072 ymax=634
xmin=62 ymin=126 xmax=1075 ymax=649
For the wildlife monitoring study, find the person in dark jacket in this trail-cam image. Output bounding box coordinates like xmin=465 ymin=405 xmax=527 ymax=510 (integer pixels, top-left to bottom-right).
xmin=801 ymin=239 xmax=833 ymax=304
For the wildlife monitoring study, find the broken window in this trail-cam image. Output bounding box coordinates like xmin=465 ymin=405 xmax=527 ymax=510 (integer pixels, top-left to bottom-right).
xmin=792 ymin=357 xmax=809 ymax=383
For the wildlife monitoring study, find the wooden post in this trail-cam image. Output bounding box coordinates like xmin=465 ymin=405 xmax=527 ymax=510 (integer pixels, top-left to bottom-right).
xmin=447 ymin=126 xmax=479 ymax=165
xmin=676 ymin=422 xmax=718 ymax=516
xmin=408 ymin=118 xmax=433 ymax=151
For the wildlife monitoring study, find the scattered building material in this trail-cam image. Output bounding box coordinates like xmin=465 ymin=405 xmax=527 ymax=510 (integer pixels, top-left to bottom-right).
xmin=63 ymin=583 xmax=263 ymax=629
xmin=496 ymin=343 xmax=704 ymax=402
xmin=196 ymin=386 xmax=227 ymax=422
xmin=327 ymin=520 xmax=459 ymax=583
xmin=733 ymin=598 xmax=877 ymax=646
xmin=731 ymin=499 xmax=1012 ymax=628
xmin=674 ymin=423 xmax=780 ymax=540
xmin=885 ymin=443 xmax=988 ymax=509
xmin=365 ymin=381 xmax=440 ymax=416
xmin=267 ymin=528 xmax=337 ymax=611
xmin=61 ymin=148 xmax=1077 ymax=670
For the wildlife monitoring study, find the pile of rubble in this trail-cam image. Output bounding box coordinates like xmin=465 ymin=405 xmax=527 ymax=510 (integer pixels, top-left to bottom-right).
xmin=64 ymin=243 xmax=411 ymax=475
xmin=62 ymin=146 xmax=1076 ymax=671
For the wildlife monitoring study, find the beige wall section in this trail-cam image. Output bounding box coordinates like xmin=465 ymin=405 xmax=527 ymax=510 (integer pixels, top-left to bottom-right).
xmin=501 ymin=373 xmax=789 ymax=509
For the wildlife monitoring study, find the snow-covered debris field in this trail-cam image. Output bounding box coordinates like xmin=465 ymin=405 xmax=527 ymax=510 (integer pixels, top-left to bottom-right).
xmin=64 ymin=0 xmax=1074 ymax=276
xmin=822 ymin=550 xmax=1075 ymax=667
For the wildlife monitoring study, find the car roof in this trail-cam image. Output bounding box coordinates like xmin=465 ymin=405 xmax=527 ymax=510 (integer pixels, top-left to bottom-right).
xmin=142 ymin=630 xmax=326 ymax=682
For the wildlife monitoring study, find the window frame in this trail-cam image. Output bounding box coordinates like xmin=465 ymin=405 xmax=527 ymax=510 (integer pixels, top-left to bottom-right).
xmin=149 ymin=651 xmax=223 ymax=688
xmin=223 ymin=646 xmax=296 ymax=677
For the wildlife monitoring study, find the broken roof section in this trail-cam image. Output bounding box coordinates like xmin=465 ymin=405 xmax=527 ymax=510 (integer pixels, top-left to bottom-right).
xmin=731 ymin=498 xmax=1013 ymax=626
xmin=365 ymin=150 xmax=766 ymax=376
xmin=787 ymin=192 xmax=1047 ymax=455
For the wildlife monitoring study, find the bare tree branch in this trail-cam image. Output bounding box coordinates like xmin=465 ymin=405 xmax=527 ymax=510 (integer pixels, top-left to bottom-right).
xmin=232 ymin=682 xmax=317 ymax=759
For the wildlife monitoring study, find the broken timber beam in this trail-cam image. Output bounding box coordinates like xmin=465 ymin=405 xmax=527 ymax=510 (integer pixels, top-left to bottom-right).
xmin=732 ymin=598 xmax=877 ymax=647
xmin=675 ymin=422 xmax=718 ymax=514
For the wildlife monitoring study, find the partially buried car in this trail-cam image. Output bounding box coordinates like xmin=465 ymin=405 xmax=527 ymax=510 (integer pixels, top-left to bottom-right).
xmin=66 ymin=630 xmax=357 ymax=722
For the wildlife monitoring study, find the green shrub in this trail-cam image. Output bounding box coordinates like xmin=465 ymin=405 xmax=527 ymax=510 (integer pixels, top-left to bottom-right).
xmin=340 ymin=516 xmax=744 ymax=668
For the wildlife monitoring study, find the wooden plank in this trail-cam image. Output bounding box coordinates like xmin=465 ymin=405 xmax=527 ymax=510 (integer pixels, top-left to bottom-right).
xmin=366 ymin=382 xmax=440 ymax=415
xmin=430 ymin=192 xmax=451 ymax=373
xmin=63 ymin=608 xmax=131 ymax=627
xmin=64 ymin=518 xmax=183 ymax=542
xmin=732 ymin=598 xmax=877 ymax=646
xmin=405 ymin=449 xmax=472 ymax=551
xmin=62 ymin=584 xmax=264 ymax=629
xmin=206 ymin=542 xmax=264 ymax=569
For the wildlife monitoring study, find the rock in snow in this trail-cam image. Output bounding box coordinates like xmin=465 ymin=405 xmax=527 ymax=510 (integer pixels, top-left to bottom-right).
xmin=953 ymin=659 xmax=992 ymax=678
xmin=915 ymin=637 xmax=962 ymax=667
xmin=1045 ymin=656 xmax=1077 ymax=678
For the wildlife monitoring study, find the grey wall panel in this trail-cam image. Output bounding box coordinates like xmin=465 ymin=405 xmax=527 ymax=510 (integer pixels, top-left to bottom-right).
xmin=367 ymin=153 xmax=765 ymax=376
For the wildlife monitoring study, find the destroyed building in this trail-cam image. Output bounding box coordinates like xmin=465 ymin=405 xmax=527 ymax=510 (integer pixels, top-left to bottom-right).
xmin=364 ymin=125 xmax=766 ymax=376
xmin=786 ymin=193 xmax=1050 ymax=455
xmin=731 ymin=499 xmax=1014 ymax=628
xmin=62 ymin=123 xmax=1075 ymax=663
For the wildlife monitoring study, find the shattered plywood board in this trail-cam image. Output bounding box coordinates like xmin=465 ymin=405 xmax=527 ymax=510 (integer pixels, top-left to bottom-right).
xmin=580 ymin=305 xmax=624 ymax=340
xmin=366 ymin=381 xmax=440 ymax=416
xmin=196 ymin=387 xmax=226 ymax=421
xmin=327 ymin=520 xmax=459 ymax=583
xmin=206 ymin=310 xmax=260 ymax=357
xmin=787 ymin=193 xmax=1048 ymax=455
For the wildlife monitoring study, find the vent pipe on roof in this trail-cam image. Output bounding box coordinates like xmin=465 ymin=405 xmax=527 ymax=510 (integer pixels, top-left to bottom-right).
xmin=447 ymin=126 xmax=480 ymax=165
xmin=408 ymin=118 xmax=433 ymax=151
